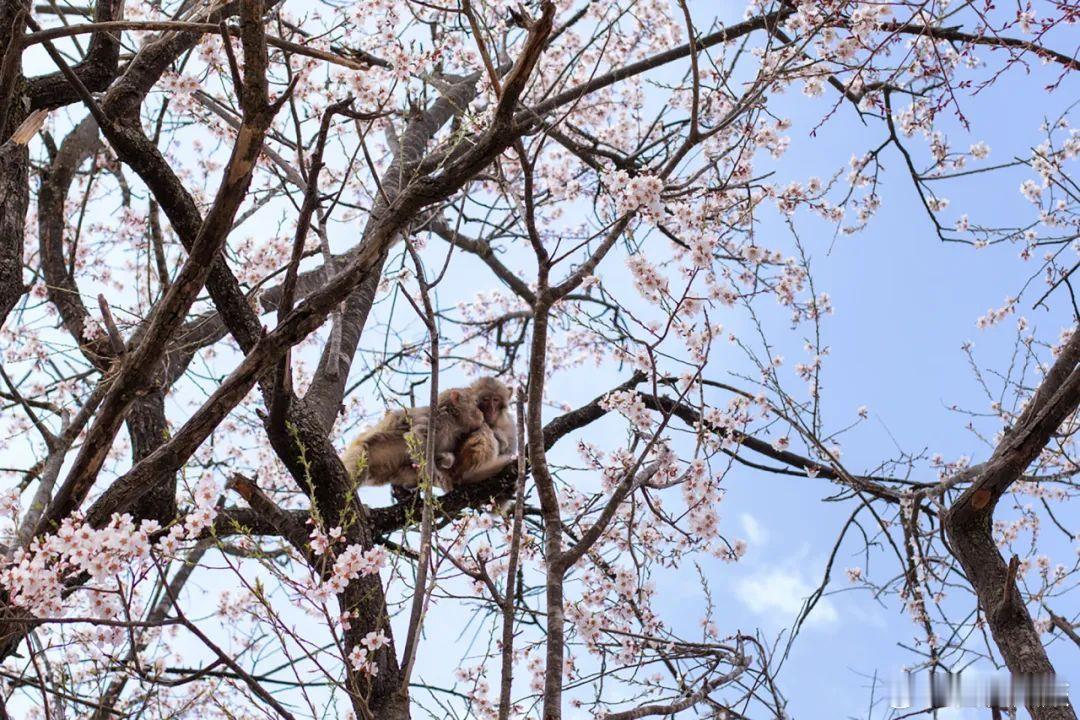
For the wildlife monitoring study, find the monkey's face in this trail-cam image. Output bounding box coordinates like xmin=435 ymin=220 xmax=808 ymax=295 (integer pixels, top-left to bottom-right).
xmin=478 ymin=393 xmax=507 ymax=427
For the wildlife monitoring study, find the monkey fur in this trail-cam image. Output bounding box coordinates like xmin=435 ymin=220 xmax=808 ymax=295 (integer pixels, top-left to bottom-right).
xmin=342 ymin=388 xmax=485 ymax=488
xmin=447 ymin=377 xmax=517 ymax=487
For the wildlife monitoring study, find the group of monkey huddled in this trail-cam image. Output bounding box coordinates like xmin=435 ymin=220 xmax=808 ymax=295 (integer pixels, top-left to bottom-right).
xmin=341 ymin=377 xmax=516 ymax=491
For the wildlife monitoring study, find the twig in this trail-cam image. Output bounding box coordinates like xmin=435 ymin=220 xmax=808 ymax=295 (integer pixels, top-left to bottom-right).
xmin=497 ymin=385 xmax=527 ymax=720
xmin=96 ymin=294 xmax=126 ymax=355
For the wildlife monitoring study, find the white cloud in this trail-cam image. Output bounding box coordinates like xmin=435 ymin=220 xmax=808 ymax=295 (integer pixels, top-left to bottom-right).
xmin=740 ymin=513 xmax=766 ymax=545
xmin=735 ymin=568 xmax=838 ymax=628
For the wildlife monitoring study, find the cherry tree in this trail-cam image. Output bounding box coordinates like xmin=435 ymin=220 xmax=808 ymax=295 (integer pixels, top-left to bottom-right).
xmin=0 ymin=0 xmax=1076 ymax=718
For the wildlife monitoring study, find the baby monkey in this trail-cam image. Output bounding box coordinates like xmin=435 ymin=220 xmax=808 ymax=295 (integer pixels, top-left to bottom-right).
xmin=343 ymin=388 xmax=485 ymax=489
xmin=446 ymin=376 xmax=517 ymax=487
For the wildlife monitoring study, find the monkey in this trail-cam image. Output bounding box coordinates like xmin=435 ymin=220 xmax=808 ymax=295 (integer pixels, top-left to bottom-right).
xmin=447 ymin=424 xmax=500 ymax=483
xmin=342 ymin=388 xmax=485 ymax=489
xmin=446 ymin=376 xmax=517 ymax=487
xmin=472 ymin=376 xmax=517 ymax=455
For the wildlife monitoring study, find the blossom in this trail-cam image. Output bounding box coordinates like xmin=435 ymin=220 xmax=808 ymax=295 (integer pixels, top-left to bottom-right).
xmin=626 ymin=255 xmax=670 ymax=301
xmin=600 ymin=390 xmax=652 ymax=433
xmin=1020 ymin=179 xmax=1042 ymax=203
xmin=324 ymin=545 xmax=387 ymax=595
xmin=361 ymin=629 xmax=390 ymax=651
xmin=976 ymin=297 xmax=1018 ymax=329
xmin=347 ymin=646 xmax=379 ymax=676
xmin=608 ymin=171 xmax=665 ymax=220
xmin=742 ymin=244 xmax=766 ymax=263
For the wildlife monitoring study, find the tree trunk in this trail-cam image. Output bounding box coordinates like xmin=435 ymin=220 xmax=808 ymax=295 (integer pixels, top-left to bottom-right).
xmin=943 ymin=331 xmax=1080 ymax=720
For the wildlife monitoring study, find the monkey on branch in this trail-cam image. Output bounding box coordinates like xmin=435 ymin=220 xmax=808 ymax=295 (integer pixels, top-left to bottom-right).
xmin=342 ymin=376 xmax=517 ymax=493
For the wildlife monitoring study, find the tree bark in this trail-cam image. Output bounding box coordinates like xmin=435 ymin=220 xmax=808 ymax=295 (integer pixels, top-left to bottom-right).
xmin=944 ymin=330 xmax=1080 ymax=720
xmin=0 ymin=0 xmax=30 ymax=328
xmin=0 ymin=139 xmax=28 ymax=329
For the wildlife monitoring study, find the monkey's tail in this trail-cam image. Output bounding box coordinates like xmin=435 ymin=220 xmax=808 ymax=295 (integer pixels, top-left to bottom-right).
xmin=341 ymin=440 xmax=386 ymax=486
xmin=341 ymin=443 xmax=364 ymax=480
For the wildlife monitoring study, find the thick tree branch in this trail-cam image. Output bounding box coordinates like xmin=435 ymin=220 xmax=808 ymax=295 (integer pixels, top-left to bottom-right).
xmin=944 ymin=329 xmax=1080 ymax=720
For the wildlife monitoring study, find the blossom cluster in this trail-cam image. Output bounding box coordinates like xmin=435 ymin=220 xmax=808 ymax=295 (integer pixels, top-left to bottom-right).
xmin=347 ymin=629 xmax=390 ymax=676
xmin=607 ymin=171 xmax=665 ymax=221
xmin=1 ymin=477 xmax=219 ymax=623
xmin=324 ymin=544 xmax=387 ymax=595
